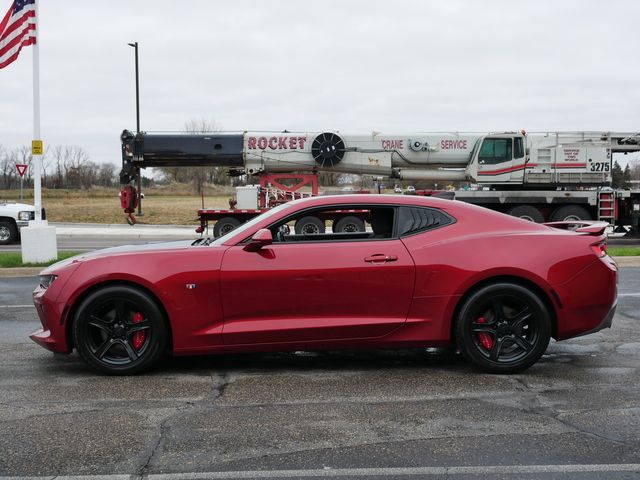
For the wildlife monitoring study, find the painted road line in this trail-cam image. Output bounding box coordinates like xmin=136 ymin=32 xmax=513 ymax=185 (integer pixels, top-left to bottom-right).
xmin=0 ymin=304 xmax=34 ymax=308
xmin=3 ymin=463 xmax=640 ymax=479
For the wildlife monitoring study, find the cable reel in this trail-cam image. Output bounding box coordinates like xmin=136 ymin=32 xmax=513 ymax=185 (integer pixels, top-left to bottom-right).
xmin=311 ymin=132 xmax=346 ymax=167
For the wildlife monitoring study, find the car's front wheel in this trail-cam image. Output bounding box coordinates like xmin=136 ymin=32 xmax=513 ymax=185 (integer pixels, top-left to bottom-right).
xmin=456 ymin=283 xmax=551 ymax=373
xmin=72 ymin=285 xmax=168 ymax=375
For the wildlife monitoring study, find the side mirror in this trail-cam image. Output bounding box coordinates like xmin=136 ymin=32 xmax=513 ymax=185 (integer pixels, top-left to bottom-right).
xmin=243 ymin=228 xmax=273 ymax=252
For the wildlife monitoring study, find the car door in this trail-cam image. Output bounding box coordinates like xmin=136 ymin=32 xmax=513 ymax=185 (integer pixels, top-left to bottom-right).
xmin=220 ymin=220 xmax=415 ymax=345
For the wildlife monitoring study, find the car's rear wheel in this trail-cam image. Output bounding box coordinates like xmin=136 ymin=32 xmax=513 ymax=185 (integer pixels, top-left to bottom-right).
xmin=456 ymin=283 xmax=551 ymax=373
xmin=73 ymin=285 xmax=167 ymax=375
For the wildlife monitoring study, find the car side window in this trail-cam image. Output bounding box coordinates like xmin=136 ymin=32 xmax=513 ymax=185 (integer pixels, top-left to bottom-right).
xmin=396 ymin=206 xmax=454 ymax=237
xmin=269 ymin=206 xmax=397 ymax=243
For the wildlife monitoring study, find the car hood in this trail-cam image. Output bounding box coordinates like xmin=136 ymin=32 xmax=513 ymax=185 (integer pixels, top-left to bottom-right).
xmin=44 ymin=239 xmax=204 ymax=272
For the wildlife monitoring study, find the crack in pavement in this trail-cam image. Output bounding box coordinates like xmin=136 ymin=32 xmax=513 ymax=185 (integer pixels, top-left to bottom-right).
xmin=132 ymin=372 xmax=231 ymax=479
xmin=507 ymin=376 xmax=638 ymax=450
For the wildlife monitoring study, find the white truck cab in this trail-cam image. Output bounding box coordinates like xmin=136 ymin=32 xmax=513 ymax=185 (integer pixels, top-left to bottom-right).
xmin=0 ymin=201 xmax=39 ymax=244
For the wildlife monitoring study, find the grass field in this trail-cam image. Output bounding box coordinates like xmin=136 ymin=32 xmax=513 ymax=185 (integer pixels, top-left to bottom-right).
xmin=1 ymin=188 xmax=231 ymax=225
xmin=608 ymin=247 xmax=640 ymax=257
xmin=0 ymin=251 xmax=82 ymax=268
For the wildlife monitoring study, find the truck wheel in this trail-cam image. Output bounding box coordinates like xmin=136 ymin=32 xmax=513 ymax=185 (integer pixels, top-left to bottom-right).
xmin=294 ymin=216 xmax=325 ymax=235
xmin=333 ymin=216 xmax=365 ymax=233
xmin=507 ymin=205 xmax=544 ymax=223
xmin=0 ymin=220 xmax=18 ymax=245
xmin=214 ymin=217 xmax=241 ymax=237
xmin=550 ymin=205 xmax=591 ymax=222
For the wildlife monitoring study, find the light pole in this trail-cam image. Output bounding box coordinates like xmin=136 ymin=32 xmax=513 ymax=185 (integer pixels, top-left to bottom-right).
xmin=128 ymin=41 xmax=143 ymax=216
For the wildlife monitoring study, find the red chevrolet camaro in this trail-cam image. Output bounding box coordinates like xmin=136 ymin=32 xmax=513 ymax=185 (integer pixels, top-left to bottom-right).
xmin=30 ymin=195 xmax=617 ymax=374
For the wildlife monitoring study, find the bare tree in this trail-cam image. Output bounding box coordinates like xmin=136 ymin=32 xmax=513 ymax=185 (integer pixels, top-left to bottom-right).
xmin=158 ymin=118 xmax=227 ymax=192
xmin=0 ymin=145 xmax=17 ymax=190
xmin=97 ymin=163 xmax=117 ymax=187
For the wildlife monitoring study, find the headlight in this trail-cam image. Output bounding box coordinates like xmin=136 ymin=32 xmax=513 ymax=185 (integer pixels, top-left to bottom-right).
xmin=39 ymin=275 xmax=57 ymax=289
xmin=18 ymin=211 xmax=33 ymax=221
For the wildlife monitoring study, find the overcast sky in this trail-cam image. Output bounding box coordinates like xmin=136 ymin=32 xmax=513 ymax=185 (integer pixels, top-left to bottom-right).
xmin=3 ymin=0 xmax=639 ymax=167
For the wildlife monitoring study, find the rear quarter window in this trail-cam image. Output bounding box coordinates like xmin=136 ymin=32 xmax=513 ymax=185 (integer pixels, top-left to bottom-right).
xmin=397 ymin=206 xmax=454 ymax=237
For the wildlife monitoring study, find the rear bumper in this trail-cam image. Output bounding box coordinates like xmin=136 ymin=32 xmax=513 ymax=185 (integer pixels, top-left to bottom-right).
xmin=554 ymin=257 xmax=617 ymax=340
xmin=570 ymin=302 xmax=616 ymax=339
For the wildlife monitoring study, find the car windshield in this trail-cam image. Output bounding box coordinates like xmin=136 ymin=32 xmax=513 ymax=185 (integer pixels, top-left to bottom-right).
xmin=210 ymin=202 xmax=292 ymax=245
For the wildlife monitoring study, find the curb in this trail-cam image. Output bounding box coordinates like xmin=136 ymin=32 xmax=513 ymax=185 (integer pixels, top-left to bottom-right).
xmin=1 ymin=257 xmax=639 ymax=278
xmin=612 ymin=256 xmax=640 ymax=267
xmin=0 ymin=267 xmax=42 ymax=277
xmin=56 ymin=230 xmax=199 ymax=239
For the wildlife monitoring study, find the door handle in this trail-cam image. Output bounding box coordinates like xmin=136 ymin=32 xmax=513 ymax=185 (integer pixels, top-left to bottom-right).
xmin=364 ymin=254 xmax=398 ymax=263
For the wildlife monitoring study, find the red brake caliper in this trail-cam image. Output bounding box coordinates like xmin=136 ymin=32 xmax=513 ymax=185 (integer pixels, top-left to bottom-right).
xmin=476 ymin=316 xmax=494 ymax=351
xmin=132 ymin=312 xmax=146 ymax=350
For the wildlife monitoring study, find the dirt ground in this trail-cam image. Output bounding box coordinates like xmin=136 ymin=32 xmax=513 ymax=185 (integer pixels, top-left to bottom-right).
xmin=1 ymin=188 xmax=231 ymax=225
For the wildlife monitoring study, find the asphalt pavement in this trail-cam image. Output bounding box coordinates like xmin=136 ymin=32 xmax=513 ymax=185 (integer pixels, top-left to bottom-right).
xmin=0 ymin=270 xmax=639 ymax=479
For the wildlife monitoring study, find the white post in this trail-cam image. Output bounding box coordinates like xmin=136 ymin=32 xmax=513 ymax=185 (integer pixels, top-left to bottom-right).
xmin=21 ymin=0 xmax=57 ymax=264
xmin=32 ymin=0 xmax=41 ymax=221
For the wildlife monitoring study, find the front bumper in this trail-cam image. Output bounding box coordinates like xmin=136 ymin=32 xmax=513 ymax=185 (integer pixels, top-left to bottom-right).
xmin=29 ymin=284 xmax=72 ymax=354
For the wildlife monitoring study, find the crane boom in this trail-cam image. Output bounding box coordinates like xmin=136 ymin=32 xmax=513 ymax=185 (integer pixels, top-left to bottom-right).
xmin=121 ymin=129 xmax=640 ymax=185
xmin=117 ymin=128 xmax=640 ymax=235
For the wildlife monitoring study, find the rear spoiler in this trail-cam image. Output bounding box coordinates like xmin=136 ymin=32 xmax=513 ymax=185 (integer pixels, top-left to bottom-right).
xmin=543 ymin=221 xmax=608 ymax=235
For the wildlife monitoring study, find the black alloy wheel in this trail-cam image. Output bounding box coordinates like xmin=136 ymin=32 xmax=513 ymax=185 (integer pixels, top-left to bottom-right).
xmin=73 ymin=285 xmax=167 ymax=374
xmin=456 ymin=283 xmax=551 ymax=373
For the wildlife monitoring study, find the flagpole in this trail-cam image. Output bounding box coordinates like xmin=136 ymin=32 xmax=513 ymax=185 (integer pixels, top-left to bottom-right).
xmin=32 ymin=0 xmax=41 ymax=221
xmin=21 ymin=0 xmax=56 ymax=265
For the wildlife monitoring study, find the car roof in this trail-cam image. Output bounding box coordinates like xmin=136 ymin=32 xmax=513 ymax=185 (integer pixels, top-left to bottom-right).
xmin=286 ymin=194 xmax=452 ymax=208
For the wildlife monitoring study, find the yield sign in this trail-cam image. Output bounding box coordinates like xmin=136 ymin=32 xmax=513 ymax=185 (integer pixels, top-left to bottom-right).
xmin=16 ymin=164 xmax=28 ymax=178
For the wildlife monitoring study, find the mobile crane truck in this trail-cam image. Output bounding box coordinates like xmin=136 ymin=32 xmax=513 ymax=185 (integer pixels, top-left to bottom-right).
xmin=119 ymin=129 xmax=640 ymax=236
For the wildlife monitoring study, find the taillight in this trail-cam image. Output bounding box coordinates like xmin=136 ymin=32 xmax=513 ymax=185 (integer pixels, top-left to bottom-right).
xmin=590 ymin=241 xmax=607 ymax=258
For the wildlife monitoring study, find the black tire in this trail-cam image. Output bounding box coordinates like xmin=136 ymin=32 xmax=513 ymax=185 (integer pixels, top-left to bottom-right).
xmin=294 ymin=216 xmax=325 ymax=235
xmin=213 ymin=217 xmax=241 ymax=237
xmin=0 ymin=220 xmax=18 ymax=245
xmin=332 ymin=215 xmax=365 ymax=233
xmin=72 ymin=285 xmax=168 ymax=375
xmin=550 ymin=205 xmax=591 ymax=222
xmin=507 ymin=205 xmax=544 ymax=223
xmin=456 ymin=282 xmax=551 ymax=374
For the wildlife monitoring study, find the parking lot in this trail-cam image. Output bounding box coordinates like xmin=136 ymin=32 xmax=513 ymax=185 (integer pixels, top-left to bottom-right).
xmin=1 ymin=269 xmax=639 ymax=479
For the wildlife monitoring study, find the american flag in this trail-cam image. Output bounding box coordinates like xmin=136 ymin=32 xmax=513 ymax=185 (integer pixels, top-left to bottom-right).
xmin=0 ymin=0 xmax=36 ymax=69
